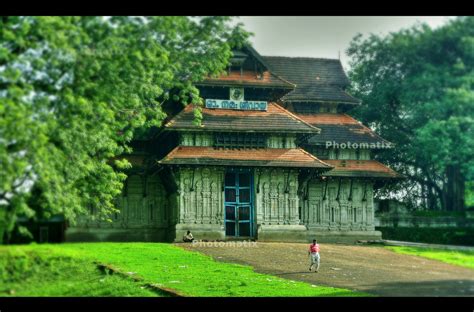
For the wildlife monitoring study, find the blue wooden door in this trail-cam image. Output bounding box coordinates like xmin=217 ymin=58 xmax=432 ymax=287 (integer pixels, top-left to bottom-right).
xmin=224 ymin=171 xmax=254 ymax=238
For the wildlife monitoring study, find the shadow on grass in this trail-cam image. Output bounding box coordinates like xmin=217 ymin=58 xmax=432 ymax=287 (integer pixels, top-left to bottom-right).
xmin=364 ymin=279 xmax=474 ymax=297
xmin=272 ymin=271 xmax=317 ymax=276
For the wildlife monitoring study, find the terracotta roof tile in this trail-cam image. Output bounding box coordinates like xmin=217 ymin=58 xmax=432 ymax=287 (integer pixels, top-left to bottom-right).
xmin=296 ymin=113 xmax=360 ymax=125
xmin=165 ymin=103 xmax=320 ymax=133
xmin=159 ymin=146 xmax=332 ymax=169
xmin=323 ymin=160 xmax=401 ymax=178
xmin=197 ymin=70 xmax=295 ymax=89
xmin=296 ymin=113 xmax=392 ymax=147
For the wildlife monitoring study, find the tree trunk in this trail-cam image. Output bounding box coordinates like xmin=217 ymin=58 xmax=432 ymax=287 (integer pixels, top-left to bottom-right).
xmin=428 ymin=185 xmax=438 ymax=211
xmin=421 ymin=174 xmax=428 ymax=210
xmin=445 ymin=165 xmax=465 ymax=211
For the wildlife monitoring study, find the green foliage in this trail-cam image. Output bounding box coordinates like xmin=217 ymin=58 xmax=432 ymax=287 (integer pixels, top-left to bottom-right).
xmin=0 ymin=243 xmax=368 ymax=297
xmin=411 ymin=210 xmax=465 ymax=217
xmin=466 ymin=181 xmax=474 ymax=208
xmin=377 ymin=227 xmax=474 ymax=246
xmin=387 ymin=246 xmax=474 ymax=270
xmin=348 ymin=17 xmax=474 ymax=210
xmin=0 ymin=16 xmax=250 ymax=242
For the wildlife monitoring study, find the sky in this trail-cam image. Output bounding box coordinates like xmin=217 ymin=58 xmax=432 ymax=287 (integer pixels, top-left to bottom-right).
xmin=236 ymin=16 xmax=456 ymax=70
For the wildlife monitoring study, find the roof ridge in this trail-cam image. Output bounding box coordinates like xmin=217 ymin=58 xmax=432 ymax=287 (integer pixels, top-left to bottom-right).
xmin=242 ymin=46 xmax=296 ymax=89
xmin=159 ymin=145 xmax=181 ymax=163
xmin=263 ymin=55 xmax=341 ymax=62
xmin=268 ymin=71 xmax=297 ymax=88
xmin=271 ymin=103 xmax=321 ymax=133
xmin=163 ymin=104 xmax=194 ymax=128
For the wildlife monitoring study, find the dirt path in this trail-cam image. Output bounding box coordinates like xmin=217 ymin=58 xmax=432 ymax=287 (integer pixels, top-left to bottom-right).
xmin=178 ymin=242 xmax=474 ymax=296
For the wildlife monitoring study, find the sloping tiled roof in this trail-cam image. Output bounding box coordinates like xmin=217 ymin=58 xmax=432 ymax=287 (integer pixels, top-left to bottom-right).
xmin=282 ymin=83 xmax=361 ymax=103
xmin=262 ymin=56 xmax=360 ymax=104
xmin=296 ymin=113 xmax=392 ymax=147
xmin=323 ymin=160 xmax=401 ymax=178
xmin=164 ymin=103 xmax=321 ymax=133
xmin=159 ymin=146 xmax=332 ymax=169
xmin=197 ymin=70 xmax=295 ymax=89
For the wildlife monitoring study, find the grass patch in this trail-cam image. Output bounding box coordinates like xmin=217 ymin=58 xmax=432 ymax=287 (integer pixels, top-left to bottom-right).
xmin=0 ymin=243 xmax=368 ymax=297
xmin=0 ymin=247 xmax=163 ymax=297
xmin=386 ymin=246 xmax=474 ymax=270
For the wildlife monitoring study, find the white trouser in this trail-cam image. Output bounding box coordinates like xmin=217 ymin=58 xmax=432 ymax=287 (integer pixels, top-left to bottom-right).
xmin=310 ymin=252 xmax=320 ymax=269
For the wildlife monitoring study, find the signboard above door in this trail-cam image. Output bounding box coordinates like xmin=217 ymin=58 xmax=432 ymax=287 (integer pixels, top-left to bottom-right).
xmin=205 ymin=87 xmax=268 ymax=111
xmin=205 ymin=99 xmax=267 ymax=111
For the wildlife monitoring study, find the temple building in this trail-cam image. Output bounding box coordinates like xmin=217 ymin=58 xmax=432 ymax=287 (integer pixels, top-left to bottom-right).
xmin=66 ymin=46 xmax=401 ymax=243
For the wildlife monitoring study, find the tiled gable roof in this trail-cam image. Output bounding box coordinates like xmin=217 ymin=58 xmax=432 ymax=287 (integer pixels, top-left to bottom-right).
xmin=198 ymin=46 xmax=295 ymax=89
xmin=262 ymin=56 xmax=360 ymax=104
xmin=159 ymin=146 xmax=332 ymax=169
xmin=296 ymin=113 xmax=392 ymax=147
xmin=323 ymin=160 xmax=402 ymax=178
xmin=197 ymin=70 xmax=295 ymax=89
xmin=283 ymin=83 xmax=361 ymax=103
xmin=164 ymin=103 xmax=321 ymax=134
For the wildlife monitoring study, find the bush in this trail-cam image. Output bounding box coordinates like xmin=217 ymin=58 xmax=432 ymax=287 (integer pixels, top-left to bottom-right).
xmin=411 ymin=210 xmax=465 ymax=217
xmin=376 ymin=227 xmax=474 ymax=246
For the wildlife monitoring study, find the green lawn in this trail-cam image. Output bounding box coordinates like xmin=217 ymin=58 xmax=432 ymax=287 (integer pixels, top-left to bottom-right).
xmin=386 ymin=246 xmax=474 ymax=270
xmin=0 ymin=243 xmax=367 ymax=297
xmin=0 ymin=246 xmax=162 ymax=297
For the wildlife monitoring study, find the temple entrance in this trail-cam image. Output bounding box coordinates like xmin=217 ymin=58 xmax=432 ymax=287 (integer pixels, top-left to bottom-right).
xmin=224 ymin=170 xmax=254 ymax=238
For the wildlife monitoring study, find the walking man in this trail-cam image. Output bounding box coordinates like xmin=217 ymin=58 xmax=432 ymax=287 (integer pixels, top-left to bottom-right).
xmin=308 ymin=239 xmax=320 ymax=272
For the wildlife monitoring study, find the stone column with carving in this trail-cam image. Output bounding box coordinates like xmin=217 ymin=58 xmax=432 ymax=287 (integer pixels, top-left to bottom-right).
xmin=262 ymin=181 xmax=269 ymax=224
xmin=182 ymin=176 xmax=191 ymax=223
xmin=270 ymin=177 xmax=278 ymax=224
xmin=277 ymin=181 xmax=285 ymax=224
xmin=210 ymin=181 xmax=217 ymax=224
xmin=202 ymin=169 xmax=211 ymax=224
xmin=194 ymin=179 xmax=202 ymax=224
xmin=289 ymin=176 xmax=299 ymax=225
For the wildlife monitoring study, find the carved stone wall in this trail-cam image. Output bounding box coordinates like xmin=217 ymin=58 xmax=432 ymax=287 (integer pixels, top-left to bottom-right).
xmin=255 ymin=168 xmax=300 ymax=226
xmin=76 ymin=174 xmax=172 ymax=229
xmin=300 ymin=178 xmax=375 ymax=231
xmin=176 ymin=167 xmax=225 ymax=225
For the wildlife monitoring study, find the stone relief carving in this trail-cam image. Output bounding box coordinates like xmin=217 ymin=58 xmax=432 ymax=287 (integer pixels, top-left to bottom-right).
xmin=182 ymin=178 xmax=191 ymax=223
xmin=262 ymin=181 xmax=269 ymax=223
xmin=195 ymin=180 xmax=202 ymax=224
xmin=299 ymin=179 xmax=375 ymax=231
xmin=210 ymin=182 xmax=217 ymax=224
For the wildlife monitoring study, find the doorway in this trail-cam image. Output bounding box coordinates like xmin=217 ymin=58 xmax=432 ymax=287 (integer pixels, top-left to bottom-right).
xmin=224 ymin=170 xmax=254 ymax=238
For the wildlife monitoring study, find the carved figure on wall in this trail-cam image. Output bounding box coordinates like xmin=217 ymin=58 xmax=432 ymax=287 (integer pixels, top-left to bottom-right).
xmin=195 ymin=180 xmax=202 ymax=224
xmin=202 ymin=170 xmax=211 ymax=222
xmin=182 ymin=178 xmax=191 ymax=222
xmin=210 ymin=181 xmax=218 ymax=224
xmin=262 ymin=182 xmax=269 ymax=223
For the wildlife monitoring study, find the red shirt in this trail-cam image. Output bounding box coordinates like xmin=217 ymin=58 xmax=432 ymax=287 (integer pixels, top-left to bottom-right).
xmin=309 ymin=243 xmax=320 ymax=253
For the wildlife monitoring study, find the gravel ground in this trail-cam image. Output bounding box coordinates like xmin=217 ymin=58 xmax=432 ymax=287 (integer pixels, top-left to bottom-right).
xmin=177 ymin=242 xmax=474 ymax=297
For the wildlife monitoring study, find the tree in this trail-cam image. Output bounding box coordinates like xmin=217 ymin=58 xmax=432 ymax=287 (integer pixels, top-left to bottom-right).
xmin=0 ymin=16 xmax=250 ymax=243
xmin=347 ymin=17 xmax=474 ymax=211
